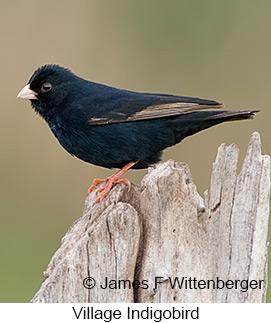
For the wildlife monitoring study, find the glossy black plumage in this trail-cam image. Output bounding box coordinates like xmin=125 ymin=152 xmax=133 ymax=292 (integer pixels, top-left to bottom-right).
xmin=18 ymin=64 xmax=258 ymax=170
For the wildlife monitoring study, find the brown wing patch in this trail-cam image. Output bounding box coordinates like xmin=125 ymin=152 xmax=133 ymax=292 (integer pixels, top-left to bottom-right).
xmin=88 ymin=102 xmax=224 ymax=125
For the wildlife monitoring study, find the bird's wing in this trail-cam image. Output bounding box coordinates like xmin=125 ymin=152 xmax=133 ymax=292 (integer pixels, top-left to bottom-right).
xmin=87 ymin=92 xmax=223 ymax=125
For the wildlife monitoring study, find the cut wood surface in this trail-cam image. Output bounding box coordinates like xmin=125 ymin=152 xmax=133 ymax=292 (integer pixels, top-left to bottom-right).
xmin=31 ymin=132 xmax=270 ymax=303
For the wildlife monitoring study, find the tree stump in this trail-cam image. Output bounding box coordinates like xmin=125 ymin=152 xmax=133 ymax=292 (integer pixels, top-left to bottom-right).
xmin=31 ymin=132 xmax=270 ymax=303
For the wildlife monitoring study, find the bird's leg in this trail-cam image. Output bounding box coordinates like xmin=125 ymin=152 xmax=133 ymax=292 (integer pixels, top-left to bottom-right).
xmin=88 ymin=161 xmax=137 ymax=204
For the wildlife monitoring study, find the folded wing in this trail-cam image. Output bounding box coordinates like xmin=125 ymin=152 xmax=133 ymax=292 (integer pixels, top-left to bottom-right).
xmin=88 ymin=92 xmax=224 ymax=125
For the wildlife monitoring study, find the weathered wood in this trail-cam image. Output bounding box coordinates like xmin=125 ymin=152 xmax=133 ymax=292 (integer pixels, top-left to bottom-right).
xmin=31 ymin=132 xmax=270 ymax=303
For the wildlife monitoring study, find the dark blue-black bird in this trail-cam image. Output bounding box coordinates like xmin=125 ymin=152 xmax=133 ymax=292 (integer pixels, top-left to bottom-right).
xmin=17 ymin=64 xmax=258 ymax=203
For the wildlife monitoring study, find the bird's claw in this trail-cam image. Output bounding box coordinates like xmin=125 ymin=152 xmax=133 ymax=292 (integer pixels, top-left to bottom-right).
xmin=88 ymin=177 xmax=132 ymax=205
xmin=87 ymin=178 xmax=106 ymax=194
xmin=88 ymin=161 xmax=137 ymax=205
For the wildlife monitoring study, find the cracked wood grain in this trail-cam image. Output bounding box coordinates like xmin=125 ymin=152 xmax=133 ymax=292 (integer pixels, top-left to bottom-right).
xmin=31 ymin=132 xmax=270 ymax=303
xmin=32 ymin=202 xmax=141 ymax=302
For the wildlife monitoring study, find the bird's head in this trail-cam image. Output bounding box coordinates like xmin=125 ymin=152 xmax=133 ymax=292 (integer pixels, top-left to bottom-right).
xmin=17 ymin=64 xmax=78 ymax=121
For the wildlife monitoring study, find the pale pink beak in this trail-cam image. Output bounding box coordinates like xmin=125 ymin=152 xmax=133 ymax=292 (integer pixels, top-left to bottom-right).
xmin=17 ymin=84 xmax=38 ymax=100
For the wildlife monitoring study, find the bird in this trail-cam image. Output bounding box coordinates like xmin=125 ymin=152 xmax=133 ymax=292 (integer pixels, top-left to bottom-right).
xmin=17 ymin=64 xmax=258 ymax=204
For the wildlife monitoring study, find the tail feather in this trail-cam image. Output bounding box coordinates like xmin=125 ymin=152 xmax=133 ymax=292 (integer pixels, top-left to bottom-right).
xmin=171 ymin=109 xmax=259 ymax=144
xmin=205 ymin=110 xmax=259 ymax=121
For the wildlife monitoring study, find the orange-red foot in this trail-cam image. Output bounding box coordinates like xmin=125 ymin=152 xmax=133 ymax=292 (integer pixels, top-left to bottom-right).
xmin=88 ymin=161 xmax=137 ymax=205
xmin=88 ymin=178 xmax=106 ymax=194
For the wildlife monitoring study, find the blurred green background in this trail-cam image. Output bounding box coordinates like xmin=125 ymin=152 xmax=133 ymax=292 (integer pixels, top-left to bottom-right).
xmin=0 ymin=0 xmax=270 ymax=302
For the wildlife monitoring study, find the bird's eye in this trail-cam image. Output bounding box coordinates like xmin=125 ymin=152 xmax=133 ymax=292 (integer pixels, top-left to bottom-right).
xmin=41 ymin=82 xmax=52 ymax=93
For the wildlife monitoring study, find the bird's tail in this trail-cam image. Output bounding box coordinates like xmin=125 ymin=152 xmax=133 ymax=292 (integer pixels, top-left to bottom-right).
xmin=205 ymin=110 xmax=259 ymax=121
xmin=170 ymin=109 xmax=259 ymax=143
